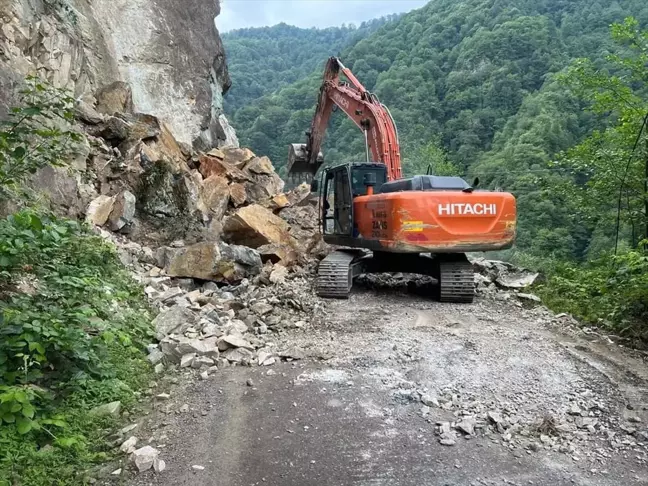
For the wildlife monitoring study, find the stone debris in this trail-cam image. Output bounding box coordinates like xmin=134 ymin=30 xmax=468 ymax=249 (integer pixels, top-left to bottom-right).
xmin=120 ymin=436 xmax=138 ymax=454
xmin=60 ymin=83 xmax=647 ymax=471
xmin=86 ymin=195 xmax=115 ymax=226
xmin=131 ymin=445 xmax=160 ymax=472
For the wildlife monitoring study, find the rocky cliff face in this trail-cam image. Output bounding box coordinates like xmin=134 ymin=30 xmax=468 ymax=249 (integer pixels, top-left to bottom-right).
xmin=0 ymin=0 xmax=237 ymax=148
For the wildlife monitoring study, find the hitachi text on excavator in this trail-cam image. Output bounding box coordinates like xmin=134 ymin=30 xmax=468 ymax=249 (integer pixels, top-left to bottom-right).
xmin=287 ymin=57 xmax=517 ymax=303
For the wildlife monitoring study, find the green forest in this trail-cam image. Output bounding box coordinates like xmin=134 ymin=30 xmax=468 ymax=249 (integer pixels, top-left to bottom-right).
xmin=224 ymin=0 xmax=648 ymax=339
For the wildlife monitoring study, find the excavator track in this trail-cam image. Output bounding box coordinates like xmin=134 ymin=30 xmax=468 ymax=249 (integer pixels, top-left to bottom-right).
xmin=316 ymin=250 xmax=363 ymax=298
xmin=438 ymin=258 xmax=475 ymax=304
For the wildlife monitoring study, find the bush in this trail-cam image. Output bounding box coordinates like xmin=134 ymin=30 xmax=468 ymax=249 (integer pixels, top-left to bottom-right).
xmin=536 ymin=247 xmax=648 ymax=341
xmin=0 ymin=76 xmax=82 ymax=201
xmin=0 ymin=210 xmax=153 ymax=484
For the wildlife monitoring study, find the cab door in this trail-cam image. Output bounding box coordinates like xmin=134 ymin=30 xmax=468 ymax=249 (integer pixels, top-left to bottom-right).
xmin=322 ymin=165 xmax=353 ymax=236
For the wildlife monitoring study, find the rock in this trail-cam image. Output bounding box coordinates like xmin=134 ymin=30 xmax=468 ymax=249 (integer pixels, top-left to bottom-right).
xmin=517 ymin=293 xmax=541 ymax=303
xmin=245 ymin=156 xmax=274 ymax=175
xmin=257 ymin=350 xmax=276 ymax=366
xmin=98 ymin=116 xmax=131 ymax=142
xmin=120 ymin=436 xmax=138 ymax=453
xmin=496 ymin=272 xmax=540 ymax=289
xmin=153 ymin=306 xmax=196 ymax=340
xmin=90 ymin=401 xmax=121 ymax=417
xmin=165 ymin=242 xmax=262 ymax=283
xmin=159 ymin=287 xmax=184 ymax=303
xmin=180 ymin=353 xmax=196 ymax=368
xmin=154 ymin=363 xmax=165 ymax=374
xmin=108 ymin=191 xmax=136 ymax=232
xmin=192 ymin=465 xmax=205 ymax=471
xmin=207 ymin=148 xmax=225 ymax=159
xmin=111 ymin=468 xmax=122 ymax=476
xmin=224 ymin=205 xmax=296 ymax=249
xmin=130 ymin=445 xmax=159 ymax=472
xmin=420 ymin=394 xmax=439 ymax=408
xmin=222 ymin=347 xmax=255 ymax=364
xmin=245 ymin=175 xmax=285 ymax=203
xmin=153 ymin=457 xmax=166 ymax=473
xmin=568 ymin=404 xmax=582 ymax=416
xmin=200 ymin=370 xmax=209 ymax=380
xmin=286 ymin=182 xmax=312 ymax=206
xmin=223 ymin=147 xmax=255 ymax=168
xmin=278 ymin=347 xmax=305 ymax=360
xmin=218 ymin=242 xmax=264 ymax=283
xmin=192 ymin=356 xmax=215 ymax=369
xmin=86 ymin=195 xmax=115 ymax=226
xmin=440 ymin=438 xmax=456 ymax=446
xmin=258 ymin=244 xmax=300 ymax=267
xmin=456 ymin=416 xmax=477 ymax=435
xmin=199 ymin=154 xmax=249 ymax=182
xmin=95 ymin=81 xmax=134 ymax=115
xmin=269 ymin=264 xmax=289 ymax=284
xmin=200 ymin=175 xmax=230 ymax=220
xmin=156 ymin=393 xmax=171 ymax=400
xmin=176 ymin=337 xmax=219 ymax=358
xmin=229 ymin=182 xmax=247 ymax=206
xmin=266 ymin=193 xmax=291 ymax=210
xmin=251 ymin=302 xmax=273 ymax=316
xmin=487 ymin=411 xmax=503 ymax=424
xmin=219 ymin=335 xmax=254 ymax=351
xmin=147 ymin=349 xmax=165 ymax=365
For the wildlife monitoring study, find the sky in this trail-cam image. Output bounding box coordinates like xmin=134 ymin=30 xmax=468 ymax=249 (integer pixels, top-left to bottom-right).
xmin=217 ymin=0 xmax=429 ymax=32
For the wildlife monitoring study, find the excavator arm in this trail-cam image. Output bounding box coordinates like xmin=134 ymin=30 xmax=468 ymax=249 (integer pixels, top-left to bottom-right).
xmin=288 ymin=57 xmax=402 ymax=181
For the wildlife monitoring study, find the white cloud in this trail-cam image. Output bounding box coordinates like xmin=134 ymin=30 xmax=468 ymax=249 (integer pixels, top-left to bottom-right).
xmin=217 ymin=0 xmax=428 ymax=32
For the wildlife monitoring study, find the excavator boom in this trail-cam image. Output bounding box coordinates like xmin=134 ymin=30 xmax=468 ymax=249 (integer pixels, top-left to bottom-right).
xmin=287 ymin=57 xmax=402 ymax=181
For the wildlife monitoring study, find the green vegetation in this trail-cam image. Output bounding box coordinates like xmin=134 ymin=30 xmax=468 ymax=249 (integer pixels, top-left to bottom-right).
xmin=226 ymin=1 xmax=648 ymax=340
xmin=0 ymin=76 xmax=83 ymax=200
xmin=0 ymin=80 xmax=153 ymax=484
xmin=223 ymin=17 xmax=400 ymax=114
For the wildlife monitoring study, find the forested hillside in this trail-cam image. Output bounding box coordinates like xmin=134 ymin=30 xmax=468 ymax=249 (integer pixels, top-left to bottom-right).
xmin=225 ymin=0 xmax=648 ymax=338
xmin=222 ymin=17 xmax=399 ymax=114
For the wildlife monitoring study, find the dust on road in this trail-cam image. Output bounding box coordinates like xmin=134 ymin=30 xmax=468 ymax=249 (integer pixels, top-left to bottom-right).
xmin=128 ymin=286 xmax=648 ymax=486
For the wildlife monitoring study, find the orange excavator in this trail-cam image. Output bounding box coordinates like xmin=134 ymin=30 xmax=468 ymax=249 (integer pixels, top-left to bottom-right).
xmin=288 ymin=57 xmax=516 ymax=302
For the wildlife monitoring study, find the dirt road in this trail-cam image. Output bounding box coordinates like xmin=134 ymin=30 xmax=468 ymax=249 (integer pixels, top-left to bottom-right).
xmin=129 ymin=284 xmax=648 ymax=486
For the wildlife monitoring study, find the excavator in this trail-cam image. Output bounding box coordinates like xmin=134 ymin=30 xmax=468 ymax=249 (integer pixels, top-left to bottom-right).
xmin=287 ymin=57 xmax=516 ymax=303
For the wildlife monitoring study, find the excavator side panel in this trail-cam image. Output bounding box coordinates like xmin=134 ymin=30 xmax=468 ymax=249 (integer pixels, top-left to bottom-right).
xmin=346 ymin=191 xmax=517 ymax=253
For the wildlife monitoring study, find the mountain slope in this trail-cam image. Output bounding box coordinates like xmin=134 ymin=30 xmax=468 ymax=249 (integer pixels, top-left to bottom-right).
xmin=222 ymin=17 xmax=399 ymax=114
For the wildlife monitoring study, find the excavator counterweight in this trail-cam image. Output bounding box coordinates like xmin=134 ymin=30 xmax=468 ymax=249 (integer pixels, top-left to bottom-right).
xmin=288 ymin=57 xmax=517 ymax=302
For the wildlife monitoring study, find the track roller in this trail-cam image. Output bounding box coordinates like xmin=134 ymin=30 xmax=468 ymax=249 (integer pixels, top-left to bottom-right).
xmin=316 ymin=250 xmax=364 ymax=298
xmin=437 ymin=257 xmax=475 ymax=303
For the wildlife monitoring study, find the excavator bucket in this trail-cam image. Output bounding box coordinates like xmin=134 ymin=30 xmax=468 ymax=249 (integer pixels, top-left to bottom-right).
xmin=287 ymin=143 xmax=323 ymax=184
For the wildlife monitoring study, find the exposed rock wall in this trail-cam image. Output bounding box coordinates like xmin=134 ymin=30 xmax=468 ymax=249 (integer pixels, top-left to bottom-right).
xmin=0 ymin=0 xmax=237 ymax=148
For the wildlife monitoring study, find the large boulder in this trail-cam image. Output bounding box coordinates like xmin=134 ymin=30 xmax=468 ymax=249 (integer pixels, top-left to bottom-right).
xmin=199 ymin=154 xmax=249 ymax=182
xmin=222 ymin=147 xmax=255 ymax=169
xmin=223 ymin=204 xmax=296 ymax=249
xmin=244 ymin=156 xmax=274 ymax=175
xmin=164 ymin=241 xmax=262 ymax=283
xmin=244 ymin=173 xmax=285 ymax=203
xmin=199 ymin=175 xmax=230 ymax=220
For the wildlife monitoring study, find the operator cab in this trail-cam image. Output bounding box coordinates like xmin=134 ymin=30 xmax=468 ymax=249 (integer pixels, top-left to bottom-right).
xmin=319 ymin=162 xmax=386 ymax=236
